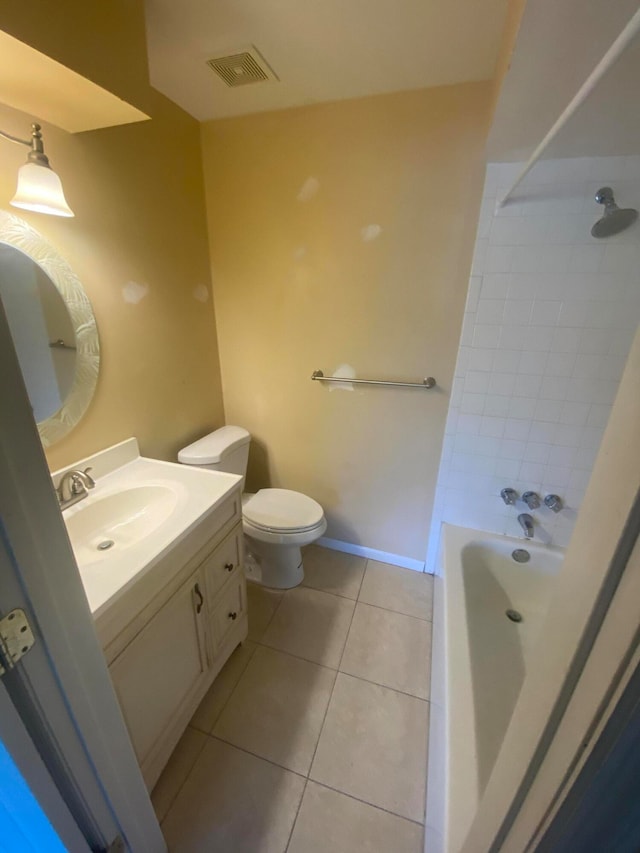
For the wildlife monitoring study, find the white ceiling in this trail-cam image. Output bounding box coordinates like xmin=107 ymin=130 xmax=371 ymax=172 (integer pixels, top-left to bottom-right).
xmin=489 ymin=0 xmax=640 ymax=160
xmin=144 ymin=0 xmax=508 ymax=121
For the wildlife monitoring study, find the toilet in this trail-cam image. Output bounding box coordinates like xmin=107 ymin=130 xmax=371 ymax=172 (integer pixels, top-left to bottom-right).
xmin=178 ymin=426 xmax=327 ymax=589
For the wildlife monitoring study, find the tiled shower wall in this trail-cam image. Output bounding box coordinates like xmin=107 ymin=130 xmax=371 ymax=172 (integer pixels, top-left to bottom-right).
xmin=426 ymin=156 xmax=640 ymax=571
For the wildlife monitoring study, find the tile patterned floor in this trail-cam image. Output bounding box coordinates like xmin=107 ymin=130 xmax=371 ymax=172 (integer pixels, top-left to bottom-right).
xmin=153 ymin=545 xmax=433 ymax=852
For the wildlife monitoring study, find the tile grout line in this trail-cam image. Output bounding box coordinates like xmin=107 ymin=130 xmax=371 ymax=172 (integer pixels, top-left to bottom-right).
xmin=309 ymin=779 xmax=426 ymax=828
xmin=285 ymin=567 xmax=366 ymax=845
xmin=156 ymin=730 xmax=208 ymax=827
xmin=206 ymin=733 xmax=308 ymax=781
xmin=201 ymin=732 xmax=426 ymax=839
xmin=336 ymin=669 xmax=432 ymax=704
xmin=252 ymin=636 xmax=431 ymax=702
xmin=190 ymin=640 xmax=258 ymax=736
xmin=159 ymin=639 xmax=259 ymax=822
xmin=253 ymin=639 xmax=339 ymax=673
xmin=284 ymin=778 xmax=308 ymax=853
xmin=352 ymin=596 xmax=433 ymax=624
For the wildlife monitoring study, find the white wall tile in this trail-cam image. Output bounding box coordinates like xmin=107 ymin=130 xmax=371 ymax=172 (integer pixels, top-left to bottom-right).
xmin=559 ymin=401 xmax=590 ymax=426
xmin=544 ymin=351 xmax=576 ymax=376
xmin=508 ymin=396 xmax=537 ymax=419
xmin=481 ymin=273 xmax=511 ymax=299
xmin=531 ymin=301 xmax=562 ymax=326
xmin=504 ymin=418 xmax=530 ymax=440
xmin=539 ymin=375 xmax=570 ymax=400
xmin=471 ymin=348 xmax=496 ymax=371
xmin=473 ymin=324 xmax=501 ymax=349
xmin=504 ymin=300 xmax=533 ymax=325
xmin=479 ymin=416 xmax=506 ymax=438
xmin=476 ymin=299 xmax=506 ymax=324
xmin=465 ymin=371 xmax=491 ymax=394
xmin=489 ymin=372 xmax=517 ymax=396
xmin=533 ymin=398 xmax=563 ymax=422
xmin=426 ymin=156 xmax=640 ymax=569
xmin=483 ymin=395 xmax=511 ymax=417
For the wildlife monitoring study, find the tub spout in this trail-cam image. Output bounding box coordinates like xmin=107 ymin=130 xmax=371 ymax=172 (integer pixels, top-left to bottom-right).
xmin=517 ymin=513 xmax=534 ymax=539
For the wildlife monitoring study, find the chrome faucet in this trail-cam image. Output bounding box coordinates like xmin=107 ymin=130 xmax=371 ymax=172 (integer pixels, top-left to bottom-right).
xmin=517 ymin=513 xmax=534 ymax=539
xmin=544 ymin=494 xmax=563 ymax=513
xmin=500 ymin=488 xmax=518 ymax=505
xmin=57 ymin=467 xmax=95 ymax=510
xmin=522 ymin=491 xmax=540 ymax=510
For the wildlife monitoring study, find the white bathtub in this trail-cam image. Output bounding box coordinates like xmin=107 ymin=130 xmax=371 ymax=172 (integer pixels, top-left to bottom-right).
xmin=425 ymin=524 xmax=563 ymax=853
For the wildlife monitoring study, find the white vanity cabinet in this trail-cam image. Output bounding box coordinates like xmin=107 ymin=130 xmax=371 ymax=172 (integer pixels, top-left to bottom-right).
xmin=100 ymin=492 xmax=248 ymax=790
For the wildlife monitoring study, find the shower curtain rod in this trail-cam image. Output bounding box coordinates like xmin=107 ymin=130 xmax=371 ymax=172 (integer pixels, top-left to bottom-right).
xmin=498 ymin=7 xmax=640 ymax=208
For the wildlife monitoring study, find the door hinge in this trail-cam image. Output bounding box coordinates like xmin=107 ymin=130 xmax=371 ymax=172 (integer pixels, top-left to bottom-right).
xmin=0 ymin=608 xmax=35 ymax=675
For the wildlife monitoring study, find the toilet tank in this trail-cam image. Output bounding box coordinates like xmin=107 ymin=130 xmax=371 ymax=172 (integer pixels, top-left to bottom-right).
xmin=178 ymin=426 xmax=251 ymax=488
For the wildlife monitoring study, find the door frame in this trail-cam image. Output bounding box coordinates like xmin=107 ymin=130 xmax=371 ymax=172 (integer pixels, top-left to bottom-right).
xmin=0 ymin=297 xmax=165 ymax=852
xmin=461 ymin=328 xmax=640 ymax=852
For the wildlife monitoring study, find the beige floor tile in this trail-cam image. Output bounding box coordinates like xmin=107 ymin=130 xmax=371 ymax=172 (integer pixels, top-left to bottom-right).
xmin=151 ymin=726 xmax=207 ymax=823
xmin=359 ymin=561 xmax=433 ymax=620
xmin=288 ymin=781 xmax=424 ymax=853
xmin=310 ymin=673 xmax=429 ymax=822
xmin=162 ymin=738 xmax=305 ymax=852
xmin=302 ymin=546 xmax=366 ymax=599
xmin=247 ymin=581 xmax=284 ymax=641
xmin=213 ymin=645 xmax=336 ymax=774
xmin=190 ymin=640 xmax=256 ymax=733
xmin=262 ymin=586 xmax=355 ymax=668
xmin=340 ymin=603 xmax=431 ymax=699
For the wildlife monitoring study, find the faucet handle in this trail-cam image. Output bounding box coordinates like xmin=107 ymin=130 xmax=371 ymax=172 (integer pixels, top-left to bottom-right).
xmin=522 ymin=491 xmax=540 ymax=510
xmin=82 ymin=467 xmax=95 ymax=488
xmin=500 ymin=488 xmax=518 ymax=506
xmin=544 ymin=494 xmax=563 ymax=513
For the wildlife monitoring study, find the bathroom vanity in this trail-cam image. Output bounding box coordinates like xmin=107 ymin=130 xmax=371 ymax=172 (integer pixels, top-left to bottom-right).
xmin=53 ymin=438 xmax=248 ymax=789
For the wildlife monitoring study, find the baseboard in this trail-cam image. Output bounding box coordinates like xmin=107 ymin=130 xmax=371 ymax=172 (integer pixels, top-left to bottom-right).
xmin=316 ymin=537 xmax=426 ymax=572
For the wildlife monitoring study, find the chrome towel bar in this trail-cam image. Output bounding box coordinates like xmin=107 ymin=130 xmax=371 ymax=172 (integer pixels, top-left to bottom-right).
xmin=311 ymin=370 xmax=436 ymax=389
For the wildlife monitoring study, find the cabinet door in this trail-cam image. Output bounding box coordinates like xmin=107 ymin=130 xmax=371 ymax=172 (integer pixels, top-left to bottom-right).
xmin=109 ymin=569 xmax=208 ymax=768
xmin=212 ymin=574 xmax=246 ymax=649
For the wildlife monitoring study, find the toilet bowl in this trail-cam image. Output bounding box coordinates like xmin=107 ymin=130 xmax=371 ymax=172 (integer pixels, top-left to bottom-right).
xmin=178 ymin=427 xmax=327 ymax=589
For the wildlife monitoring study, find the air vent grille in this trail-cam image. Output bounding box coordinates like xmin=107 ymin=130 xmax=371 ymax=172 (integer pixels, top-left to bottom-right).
xmin=206 ymin=47 xmax=277 ymax=87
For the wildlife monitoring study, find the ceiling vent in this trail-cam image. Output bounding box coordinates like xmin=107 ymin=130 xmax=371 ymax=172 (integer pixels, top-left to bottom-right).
xmin=206 ymin=46 xmax=278 ymax=88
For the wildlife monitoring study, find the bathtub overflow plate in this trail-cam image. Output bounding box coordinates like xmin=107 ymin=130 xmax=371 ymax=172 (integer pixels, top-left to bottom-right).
xmin=506 ymin=609 xmax=523 ymax=623
xmin=511 ymin=549 xmax=530 ymax=563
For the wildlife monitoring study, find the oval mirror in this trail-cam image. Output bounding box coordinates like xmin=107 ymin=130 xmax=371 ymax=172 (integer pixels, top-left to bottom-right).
xmin=0 ymin=210 xmax=100 ymax=446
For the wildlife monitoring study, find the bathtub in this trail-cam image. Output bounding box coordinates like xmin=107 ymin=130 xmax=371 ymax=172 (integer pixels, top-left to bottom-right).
xmin=425 ymin=524 xmax=563 ymax=853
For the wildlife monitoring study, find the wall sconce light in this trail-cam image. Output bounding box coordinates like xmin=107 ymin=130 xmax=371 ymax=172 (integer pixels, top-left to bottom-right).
xmin=0 ymin=122 xmax=74 ymax=217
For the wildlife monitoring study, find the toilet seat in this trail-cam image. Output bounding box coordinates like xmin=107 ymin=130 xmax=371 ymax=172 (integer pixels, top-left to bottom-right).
xmin=243 ymin=488 xmax=324 ymax=533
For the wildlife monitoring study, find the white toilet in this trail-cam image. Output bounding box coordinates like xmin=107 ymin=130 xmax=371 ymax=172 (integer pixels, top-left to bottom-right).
xmin=178 ymin=426 xmax=327 ymax=589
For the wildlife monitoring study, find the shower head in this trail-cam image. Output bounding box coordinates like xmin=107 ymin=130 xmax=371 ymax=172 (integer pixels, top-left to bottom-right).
xmin=591 ymin=187 xmax=638 ymax=238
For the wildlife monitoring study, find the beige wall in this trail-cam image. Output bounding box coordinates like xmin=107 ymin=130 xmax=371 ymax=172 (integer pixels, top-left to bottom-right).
xmin=202 ymin=84 xmax=491 ymax=561
xmin=0 ymin=1 xmax=225 ymax=470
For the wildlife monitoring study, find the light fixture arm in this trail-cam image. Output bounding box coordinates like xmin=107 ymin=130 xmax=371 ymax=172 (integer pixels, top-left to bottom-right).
xmin=0 ymin=123 xmax=51 ymax=167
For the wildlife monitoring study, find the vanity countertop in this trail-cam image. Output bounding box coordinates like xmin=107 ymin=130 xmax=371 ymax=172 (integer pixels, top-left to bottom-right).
xmin=52 ymin=438 xmax=242 ymax=618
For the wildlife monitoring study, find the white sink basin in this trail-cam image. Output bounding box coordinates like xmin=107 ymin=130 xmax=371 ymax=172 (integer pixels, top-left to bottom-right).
xmin=66 ymin=484 xmax=182 ymax=567
xmin=54 ymin=438 xmax=242 ymax=617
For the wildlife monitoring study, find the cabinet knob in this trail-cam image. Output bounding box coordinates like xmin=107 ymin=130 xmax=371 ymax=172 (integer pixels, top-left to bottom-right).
xmin=224 ymin=563 xmax=234 ymax=572
xmin=228 ymin=611 xmax=238 ymax=621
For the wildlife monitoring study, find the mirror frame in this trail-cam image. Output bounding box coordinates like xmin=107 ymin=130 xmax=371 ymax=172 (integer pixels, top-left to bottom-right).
xmin=0 ymin=209 xmax=100 ymax=446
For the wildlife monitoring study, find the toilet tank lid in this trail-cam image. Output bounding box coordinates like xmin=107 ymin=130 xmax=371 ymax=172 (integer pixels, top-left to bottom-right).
xmin=178 ymin=425 xmax=250 ymax=465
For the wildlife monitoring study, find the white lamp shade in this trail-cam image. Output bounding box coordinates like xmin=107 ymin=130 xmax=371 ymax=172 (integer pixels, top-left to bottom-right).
xmin=10 ymin=162 xmax=74 ymax=217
